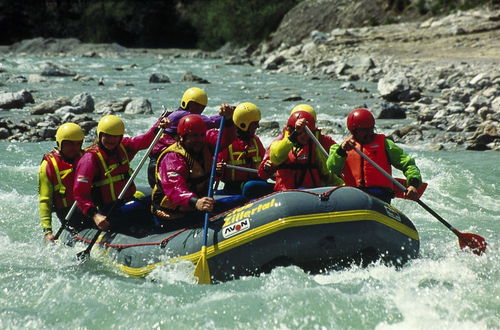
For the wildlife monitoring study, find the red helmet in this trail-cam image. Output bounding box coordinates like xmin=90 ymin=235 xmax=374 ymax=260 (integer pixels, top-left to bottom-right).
xmin=177 ymin=114 xmax=207 ymax=136
xmin=287 ymin=110 xmax=316 ymax=131
xmin=346 ymin=108 xmax=375 ymax=131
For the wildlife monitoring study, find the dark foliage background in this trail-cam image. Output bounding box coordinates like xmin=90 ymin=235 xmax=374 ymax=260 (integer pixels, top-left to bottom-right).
xmin=0 ymin=0 xmax=494 ymax=49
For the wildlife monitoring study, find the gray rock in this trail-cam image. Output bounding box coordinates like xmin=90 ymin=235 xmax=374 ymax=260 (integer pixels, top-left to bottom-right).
xmin=40 ymin=62 xmax=76 ymax=77
xmin=124 ymin=97 xmax=153 ymax=115
xmin=0 ymin=127 xmax=9 ymax=139
xmin=95 ymin=98 xmax=132 ymax=114
xmin=492 ymin=96 xmax=500 ymax=113
xmin=6 ymin=75 xmax=27 ymax=83
xmin=257 ymin=121 xmax=281 ymax=136
xmin=55 ymin=105 xmax=85 ymax=115
xmin=72 ymin=74 xmax=94 ymax=82
xmin=149 ymin=73 xmax=171 ymax=83
xmin=282 ymin=94 xmax=304 ymax=102
xmin=0 ymin=90 xmax=34 ymax=109
xmin=30 ymin=97 xmax=71 ymax=115
xmin=225 ymin=55 xmax=253 ymax=66
xmin=182 ymin=71 xmax=209 ymax=84
xmin=311 ymin=30 xmax=329 ymax=44
xmin=468 ymin=94 xmax=489 ymax=110
xmin=71 ymin=92 xmax=94 ymax=113
xmin=377 ymin=74 xmax=411 ymax=102
xmin=347 ymin=56 xmax=376 ymax=75
xmin=374 ymin=102 xmax=406 ymax=119
xmin=263 ymin=55 xmax=286 ymax=70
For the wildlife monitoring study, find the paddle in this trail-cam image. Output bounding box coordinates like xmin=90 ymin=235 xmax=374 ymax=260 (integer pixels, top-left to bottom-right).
xmin=76 ymin=115 xmax=167 ymax=262
xmin=225 ymin=163 xmax=258 ymax=174
xmin=304 ymin=126 xmax=426 ymax=199
xmin=194 ymin=116 xmax=225 ymax=284
xmin=352 ymin=147 xmax=487 ymax=256
xmin=53 ymin=201 xmax=78 ymax=240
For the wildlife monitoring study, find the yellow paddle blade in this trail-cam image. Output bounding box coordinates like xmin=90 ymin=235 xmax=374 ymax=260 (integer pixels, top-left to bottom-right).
xmin=194 ymin=246 xmax=211 ymax=284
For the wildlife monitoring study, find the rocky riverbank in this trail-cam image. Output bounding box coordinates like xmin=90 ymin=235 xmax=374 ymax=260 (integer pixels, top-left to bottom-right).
xmin=244 ymin=6 xmax=500 ymax=151
xmin=0 ymin=6 xmax=499 ymax=150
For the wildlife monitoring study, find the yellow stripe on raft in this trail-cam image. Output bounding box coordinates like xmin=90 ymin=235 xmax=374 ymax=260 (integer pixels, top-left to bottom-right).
xmin=114 ymin=209 xmax=419 ymax=277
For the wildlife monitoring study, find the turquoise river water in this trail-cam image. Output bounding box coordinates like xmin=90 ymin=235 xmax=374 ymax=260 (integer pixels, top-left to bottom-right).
xmin=0 ymin=55 xmax=498 ymax=329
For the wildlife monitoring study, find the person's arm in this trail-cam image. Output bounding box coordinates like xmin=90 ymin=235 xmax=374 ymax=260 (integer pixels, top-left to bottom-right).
xmin=38 ymin=160 xmax=54 ymax=236
xmin=73 ymin=152 xmax=99 ymax=217
xmin=159 ymin=152 xmax=197 ymax=207
xmin=123 ymin=118 xmax=161 ymax=153
xmin=269 ymin=131 xmax=294 ymax=165
xmin=385 ymin=139 xmax=422 ymax=187
xmin=206 ymin=124 xmax=237 ymax=152
xmin=326 ymin=144 xmax=347 ymax=176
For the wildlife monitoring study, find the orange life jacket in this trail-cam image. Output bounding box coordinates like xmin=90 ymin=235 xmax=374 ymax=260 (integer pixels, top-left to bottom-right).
xmin=42 ymin=149 xmax=80 ymax=209
xmin=343 ymin=134 xmax=393 ymax=188
xmin=225 ymin=137 xmax=263 ymax=182
xmin=151 ymin=142 xmax=212 ymax=220
xmin=274 ymin=139 xmax=323 ymax=191
xmin=86 ymin=144 xmax=134 ymax=205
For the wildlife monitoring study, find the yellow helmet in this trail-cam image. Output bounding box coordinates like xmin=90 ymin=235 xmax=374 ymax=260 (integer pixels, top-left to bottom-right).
xmin=180 ymin=87 xmax=208 ymax=109
xmin=233 ymin=102 xmax=261 ymax=131
xmin=290 ymin=104 xmax=317 ymax=120
xmin=97 ymin=115 xmax=125 ymax=136
xmin=55 ymin=123 xmax=84 ymax=148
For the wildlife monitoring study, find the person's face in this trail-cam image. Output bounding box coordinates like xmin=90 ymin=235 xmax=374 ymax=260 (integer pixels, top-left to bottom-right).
xmin=180 ymin=132 xmax=205 ymax=153
xmin=296 ymin=130 xmax=310 ymax=145
xmin=352 ymin=127 xmax=375 ymax=145
xmin=60 ymin=140 xmax=82 ymax=160
xmin=100 ymin=133 xmax=122 ymax=151
xmin=187 ymin=102 xmax=206 ymax=115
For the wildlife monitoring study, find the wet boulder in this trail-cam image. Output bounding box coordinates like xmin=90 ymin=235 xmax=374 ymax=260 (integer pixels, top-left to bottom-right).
xmin=373 ymin=102 xmax=406 ymax=119
xmin=124 ymin=97 xmax=153 ymax=115
xmin=94 ymin=98 xmax=132 ymax=114
xmin=40 ymin=62 xmax=76 ymax=77
xmin=182 ymin=71 xmax=209 ymax=84
xmin=71 ymin=92 xmax=94 ymax=113
xmin=30 ymin=97 xmax=71 ymax=115
xmin=0 ymin=90 xmax=34 ymax=109
xmin=378 ymin=74 xmax=411 ymax=102
xmin=55 ymin=105 xmax=86 ymax=116
xmin=149 ymin=73 xmax=171 ymax=83
xmin=262 ymin=55 xmax=286 ymax=70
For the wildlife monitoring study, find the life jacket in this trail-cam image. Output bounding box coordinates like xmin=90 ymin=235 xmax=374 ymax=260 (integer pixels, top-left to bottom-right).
xmin=343 ymin=134 xmax=393 ymax=189
xmin=86 ymin=144 xmax=134 ymax=206
xmin=225 ymin=137 xmax=263 ymax=182
xmin=151 ymin=142 xmax=212 ymax=220
xmin=274 ymin=131 xmax=335 ymax=191
xmin=42 ymin=149 xmax=80 ymax=210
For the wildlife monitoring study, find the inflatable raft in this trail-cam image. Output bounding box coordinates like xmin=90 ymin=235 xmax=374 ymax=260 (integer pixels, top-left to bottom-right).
xmin=61 ymin=186 xmax=419 ymax=282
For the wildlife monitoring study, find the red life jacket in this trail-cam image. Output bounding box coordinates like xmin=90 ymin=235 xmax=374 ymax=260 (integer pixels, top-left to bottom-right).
xmin=224 ymin=136 xmax=263 ymax=182
xmin=274 ymin=139 xmax=322 ymax=191
xmin=86 ymin=144 xmax=134 ymax=205
xmin=151 ymin=142 xmax=212 ymax=220
xmin=343 ymin=134 xmax=393 ymax=188
xmin=42 ymin=149 xmax=80 ymax=209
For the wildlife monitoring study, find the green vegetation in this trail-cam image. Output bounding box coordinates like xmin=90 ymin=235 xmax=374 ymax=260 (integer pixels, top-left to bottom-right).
xmin=0 ymin=0 xmax=495 ymax=48
xmin=183 ymin=0 xmax=300 ymax=50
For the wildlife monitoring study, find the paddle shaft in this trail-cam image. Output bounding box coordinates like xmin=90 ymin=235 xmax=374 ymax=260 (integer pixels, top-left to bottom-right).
xmin=304 ymin=126 xmax=328 ymax=157
xmin=353 ymin=147 xmax=463 ymax=235
xmin=53 ymin=201 xmax=78 ymax=240
xmin=306 ymin=126 xmax=485 ymax=251
xmin=225 ymin=164 xmax=258 ymax=174
xmin=202 ymin=117 xmax=225 ymax=247
xmin=78 ymin=121 xmax=166 ymax=259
